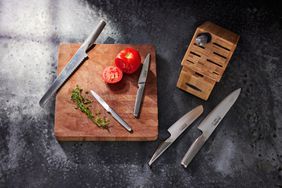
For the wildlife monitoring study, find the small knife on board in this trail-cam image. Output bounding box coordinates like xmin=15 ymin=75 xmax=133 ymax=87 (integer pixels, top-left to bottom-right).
xmin=148 ymin=105 xmax=204 ymax=166
xmin=133 ymin=53 xmax=151 ymax=118
xmin=39 ymin=20 xmax=106 ymax=107
xmin=181 ymin=88 xmax=241 ymax=168
xmin=90 ymin=90 xmax=133 ymax=133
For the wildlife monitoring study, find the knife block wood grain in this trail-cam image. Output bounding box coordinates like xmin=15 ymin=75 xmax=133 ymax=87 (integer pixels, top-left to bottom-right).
xmin=55 ymin=43 xmax=158 ymax=141
xmin=177 ymin=21 xmax=239 ymax=100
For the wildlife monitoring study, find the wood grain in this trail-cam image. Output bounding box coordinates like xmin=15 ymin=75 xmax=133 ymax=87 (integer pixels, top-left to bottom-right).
xmin=54 ymin=43 xmax=158 ymax=141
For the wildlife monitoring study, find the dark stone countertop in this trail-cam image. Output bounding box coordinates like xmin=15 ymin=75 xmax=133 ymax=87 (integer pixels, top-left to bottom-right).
xmin=0 ymin=0 xmax=281 ymax=187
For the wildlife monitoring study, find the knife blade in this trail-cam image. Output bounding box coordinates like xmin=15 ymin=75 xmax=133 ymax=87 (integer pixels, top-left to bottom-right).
xmin=148 ymin=105 xmax=204 ymax=166
xmin=133 ymin=53 xmax=151 ymax=117
xmin=181 ymin=88 xmax=241 ymax=168
xmin=39 ymin=20 xmax=106 ymax=107
xmin=90 ymin=90 xmax=133 ymax=133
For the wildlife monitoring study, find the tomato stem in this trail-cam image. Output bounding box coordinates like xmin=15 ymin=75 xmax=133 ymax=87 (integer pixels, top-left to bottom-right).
xmin=125 ymin=52 xmax=133 ymax=59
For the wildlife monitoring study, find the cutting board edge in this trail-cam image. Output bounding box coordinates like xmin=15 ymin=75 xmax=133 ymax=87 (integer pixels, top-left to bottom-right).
xmin=55 ymin=133 xmax=158 ymax=141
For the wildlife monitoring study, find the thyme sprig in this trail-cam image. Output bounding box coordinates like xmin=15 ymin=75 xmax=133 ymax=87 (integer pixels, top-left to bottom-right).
xmin=71 ymin=85 xmax=110 ymax=129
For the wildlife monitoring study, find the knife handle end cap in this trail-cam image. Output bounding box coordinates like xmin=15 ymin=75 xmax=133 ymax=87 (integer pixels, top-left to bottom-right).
xmin=181 ymin=161 xmax=188 ymax=168
xmin=148 ymin=160 xmax=153 ymax=167
xmin=39 ymin=98 xmax=46 ymax=108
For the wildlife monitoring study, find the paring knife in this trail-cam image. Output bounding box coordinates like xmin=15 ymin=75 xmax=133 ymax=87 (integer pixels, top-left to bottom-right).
xmin=181 ymin=88 xmax=241 ymax=168
xmin=90 ymin=90 xmax=133 ymax=133
xmin=148 ymin=105 xmax=204 ymax=166
xmin=133 ymin=53 xmax=151 ymax=118
xmin=39 ymin=20 xmax=106 ymax=107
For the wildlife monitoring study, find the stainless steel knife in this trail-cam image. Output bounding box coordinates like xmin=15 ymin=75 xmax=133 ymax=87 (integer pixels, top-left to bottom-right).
xmin=148 ymin=105 xmax=204 ymax=166
xmin=39 ymin=20 xmax=106 ymax=107
xmin=90 ymin=90 xmax=133 ymax=133
xmin=181 ymin=88 xmax=241 ymax=168
xmin=133 ymin=53 xmax=151 ymax=118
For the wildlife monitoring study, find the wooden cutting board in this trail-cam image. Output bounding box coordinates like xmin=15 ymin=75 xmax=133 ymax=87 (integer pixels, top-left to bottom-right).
xmin=54 ymin=43 xmax=158 ymax=141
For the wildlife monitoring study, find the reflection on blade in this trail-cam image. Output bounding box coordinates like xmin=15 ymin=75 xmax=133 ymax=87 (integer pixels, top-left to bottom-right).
xmin=39 ymin=20 xmax=106 ymax=107
xmin=168 ymin=105 xmax=204 ymax=139
xmin=148 ymin=105 xmax=203 ymax=166
xmin=138 ymin=54 xmax=151 ymax=84
xmin=198 ymin=88 xmax=241 ymax=139
xmin=148 ymin=138 xmax=173 ymax=166
xmin=39 ymin=50 xmax=88 ymax=107
xmin=181 ymin=88 xmax=241 ymax=168
xmin=90 ymin=90 xmax=110 ymax=112
xmin=90 ymin=90 xmax=133 ymax=132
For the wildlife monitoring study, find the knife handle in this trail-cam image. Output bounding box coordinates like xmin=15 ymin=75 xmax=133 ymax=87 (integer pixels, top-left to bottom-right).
xmin=110 ymin=109 xmax=133 ymax=133
xmin=82 ymin=20 xmax=106 ymax=52
xmin=181 ymin=134 xmax=205 ymax=168
xmin=133 ymin=83 xmax=145 ymax=118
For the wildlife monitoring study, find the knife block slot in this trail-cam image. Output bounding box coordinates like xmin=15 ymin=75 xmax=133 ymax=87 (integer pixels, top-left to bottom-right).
xmin=186 ymin=83 xmax=202 ymax=92
xmin=177 ymin=21 xmax=239 ymax=100
xmin=177 ymin=66 xmax=216 ymax=100
xmin=213 ymin=42 xmax=231 ymax=51
xmin=195 ymin=72 xmax=204 ymax=77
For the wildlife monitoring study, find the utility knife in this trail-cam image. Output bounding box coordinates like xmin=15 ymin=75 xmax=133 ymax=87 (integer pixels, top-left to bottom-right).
xmin=90 ymin=90 xmax=133 ymax=133
xmin=133 ymin=53 xmax=151 ymax=118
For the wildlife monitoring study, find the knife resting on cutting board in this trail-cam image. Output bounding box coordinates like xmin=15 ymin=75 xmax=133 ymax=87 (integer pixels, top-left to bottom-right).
xmin=54 ymin=43 xmax=158 ymax=141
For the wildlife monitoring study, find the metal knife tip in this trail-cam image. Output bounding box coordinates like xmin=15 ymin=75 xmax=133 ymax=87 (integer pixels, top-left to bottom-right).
xmin=90 ymin=90 xmax=95 ymax=95
xmin=232 ymin=88 xmax=241 ymax=98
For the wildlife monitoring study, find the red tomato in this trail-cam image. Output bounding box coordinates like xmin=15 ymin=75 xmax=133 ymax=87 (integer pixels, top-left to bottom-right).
xmin=102 ymin=66 xmax=123 ymax=84
xmin=115 ymin=48 xmax=141 ymax=74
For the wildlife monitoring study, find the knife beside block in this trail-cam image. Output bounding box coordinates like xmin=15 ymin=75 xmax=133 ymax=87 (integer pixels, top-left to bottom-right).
xmin=177 ymin=21 xmax=239 ymax=100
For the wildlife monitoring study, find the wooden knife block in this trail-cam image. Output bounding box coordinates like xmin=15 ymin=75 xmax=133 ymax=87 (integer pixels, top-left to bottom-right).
xmin=177 ymin=21 xmax=239 ymax=100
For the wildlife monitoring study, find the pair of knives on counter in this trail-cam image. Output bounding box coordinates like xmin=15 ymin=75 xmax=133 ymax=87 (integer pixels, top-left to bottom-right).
xmin=148 ymin=88 xmax=241 ymax=168
xmin=90 ymin=54 xmax=151 ymax=133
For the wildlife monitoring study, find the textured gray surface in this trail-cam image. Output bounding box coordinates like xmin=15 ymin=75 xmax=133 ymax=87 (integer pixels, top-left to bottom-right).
xmin=0 ymin=0 xmax=282 ymax=187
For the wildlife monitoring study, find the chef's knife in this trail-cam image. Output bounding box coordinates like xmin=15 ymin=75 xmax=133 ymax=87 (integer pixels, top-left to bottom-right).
xmin=181 ymin=88 xmax=241 ymax=168
xmin=148 ymin=105 xmax=204 ymax=166
xmin=90 ymin=90 xmax=133 ymax=133
xmin=39 ymin=20 xmax=106 ymax=107
xmin=133 ymin=53 xmax=151 ymax=118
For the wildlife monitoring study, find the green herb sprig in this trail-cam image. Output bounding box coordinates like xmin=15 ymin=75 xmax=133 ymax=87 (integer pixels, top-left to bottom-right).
xmin=71 ymin=85 xmax=110 ymax=129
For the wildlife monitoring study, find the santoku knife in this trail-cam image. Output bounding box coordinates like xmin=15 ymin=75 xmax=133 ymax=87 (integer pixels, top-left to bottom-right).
xmin=39 ymin=20 xmax=106 ymax=107
xmin=133 ymin=53 xmax=151 ymax=118
xmin=148 ymin=105 xmax=204 ymax=166
xmin=181 ymin=88 xmax=241 ymax=168
xmin=90 ymin=90 xmax=133 ymax=133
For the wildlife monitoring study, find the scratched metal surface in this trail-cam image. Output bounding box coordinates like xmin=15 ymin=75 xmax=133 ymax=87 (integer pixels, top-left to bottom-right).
xmin=0 ymin=0 xmax=281 ymax=187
